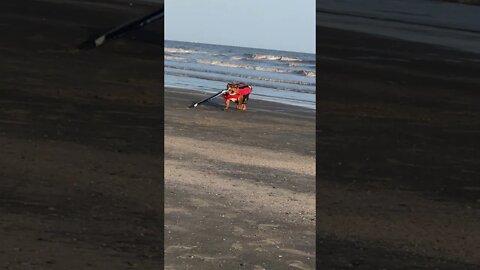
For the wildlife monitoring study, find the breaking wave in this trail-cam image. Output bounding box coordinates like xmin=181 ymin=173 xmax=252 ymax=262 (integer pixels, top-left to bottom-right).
xmin=165 ymin=48 xmax=207 ymax=54
xmin=196 ymin=59 xmax=316 ymax=77
xmin=165 ymin=65 xmax=316 ymax=86
xmin=249 ymin=54 xmax=303 ymax=62
xmin=164 ymin=70 xmax=315 ymax=94
xmin=165 ymin=55 xmax=188 ymax=61
xmin=302 ymin=71 xmax=316 ymax=77
xmin=230 ymin=54 xmax=315 ymax=65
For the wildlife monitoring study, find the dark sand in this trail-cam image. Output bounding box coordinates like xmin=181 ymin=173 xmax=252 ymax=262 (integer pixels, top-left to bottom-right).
xmin=0 ymin=0 xmax=163 ymax=269
xmin=317 ymin=26 xmax=480 ymax=268
xmin=164 ymin=89 xmax=316 ymax=269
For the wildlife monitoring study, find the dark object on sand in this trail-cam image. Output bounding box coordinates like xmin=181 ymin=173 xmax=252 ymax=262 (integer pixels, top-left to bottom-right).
xmin=189 ymin=89 xmax=228 ymax=108
xmin=79 ymin=7 xmax=164 ymax=49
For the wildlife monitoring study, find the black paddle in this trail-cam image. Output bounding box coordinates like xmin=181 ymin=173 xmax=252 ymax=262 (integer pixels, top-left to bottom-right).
xmin=80 ymin=7 xmax=164 ymax=49
xmin=189 ymin=89 xmax=228 ymax=108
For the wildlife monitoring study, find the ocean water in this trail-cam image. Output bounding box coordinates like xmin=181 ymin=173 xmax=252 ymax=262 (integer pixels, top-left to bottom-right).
xmin=165 ymin=40 xmax=316 ymax=109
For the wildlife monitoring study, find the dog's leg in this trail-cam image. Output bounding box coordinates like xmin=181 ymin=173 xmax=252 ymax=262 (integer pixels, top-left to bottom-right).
xmin=237 ymin=96 xmax=244 ymax=110
xmin=241 ymin=95 xmax=248 ymax=111
xmin=224 ymin=99 xmax=230 ymax=111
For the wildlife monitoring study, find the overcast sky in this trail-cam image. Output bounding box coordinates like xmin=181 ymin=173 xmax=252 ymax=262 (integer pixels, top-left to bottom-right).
xmin=165 ymin=0 xmax=315 ymax=53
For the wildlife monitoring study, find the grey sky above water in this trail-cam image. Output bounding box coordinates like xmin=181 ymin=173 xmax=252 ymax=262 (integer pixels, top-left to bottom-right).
xmin=165 ymin=0 xmax=315 ymax=53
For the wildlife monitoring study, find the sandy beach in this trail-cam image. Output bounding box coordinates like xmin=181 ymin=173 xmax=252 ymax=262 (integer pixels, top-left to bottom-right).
xmin=316 ymin=23 xmax=480 ymax=268
xmin=164 ymin=89 xmax=316 ymax=269
xmin=0 ymin=0 xmax=163 ymax=268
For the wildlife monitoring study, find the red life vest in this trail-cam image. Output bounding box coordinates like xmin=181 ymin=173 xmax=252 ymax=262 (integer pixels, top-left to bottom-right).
xmin=223 ymin=83 xmax=252 ymax=100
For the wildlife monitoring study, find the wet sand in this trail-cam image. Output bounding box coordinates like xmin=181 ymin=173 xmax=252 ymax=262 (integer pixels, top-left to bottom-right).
xmin=0 ymin=0 xmax=163 ymax=268
xmin=164 ymin=89 xmax=316 ymax=269
xmin=317 ymin=26 xmax=480 ymax=268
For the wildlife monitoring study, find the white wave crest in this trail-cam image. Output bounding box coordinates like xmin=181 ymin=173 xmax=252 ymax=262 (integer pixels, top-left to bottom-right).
xmin=165 ymin=55 xmax=188 ymax=61
xmin=280 ymin=56 xmax=303 ymax=62
xmin=230 ymin=56 xmax=244 ymax=61
xmin=165 ymin=47 xmax=207 ymax=54
xmin=254 ymin=66 xmax=291 ymax=73
xmin=304 ymin=71 xmax=316 ymax=77
xmin=198 ymin=60 xmax=288 ymax=73
xmin=197 ymin=59 xmax=315 ymax=77
xmin=252 ymin=54 xmax=303 ymax=62
xmin=197 ymin=59 xmax=251 ymax=69
xmin=293 ymin=70 xmax=316 ymax=77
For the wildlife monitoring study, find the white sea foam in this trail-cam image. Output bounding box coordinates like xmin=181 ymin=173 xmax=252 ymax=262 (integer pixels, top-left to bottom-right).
xmin=165 ymin=55 xmax=188 ymax=61
xmin=196 ymin=59 xmax=315 ymax=77
xmin=164 ymin=70 xmax=315 ymax=94
xmin=197 ymin=59 xmax=252 ymax=69
xmin=165 ymin=48 xmax=207 ymax=54
xmin=165 ymin=65 xmax=316 ymax=86
xmin=294 ymin=70 xmax=316 ymax=77
xmin=230 ymin=56 xmax=244 ymax=61
xmin=252 ymin=54 xmax=303 ymax=62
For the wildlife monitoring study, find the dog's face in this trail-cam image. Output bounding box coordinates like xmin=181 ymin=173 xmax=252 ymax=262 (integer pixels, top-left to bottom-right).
xmin=225 ymin=85 xmax=239 ymax=102
xmin=227 ymin=85 xmax=239 ymax=95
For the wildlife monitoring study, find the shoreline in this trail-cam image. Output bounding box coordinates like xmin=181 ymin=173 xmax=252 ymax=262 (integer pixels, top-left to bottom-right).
xmin=165 ymin=85 xmax=316 ymax=112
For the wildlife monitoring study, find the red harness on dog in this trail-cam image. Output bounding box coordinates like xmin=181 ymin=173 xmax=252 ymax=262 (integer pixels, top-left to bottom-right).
xmin=223 ymin=83 xmax=253 ymax=100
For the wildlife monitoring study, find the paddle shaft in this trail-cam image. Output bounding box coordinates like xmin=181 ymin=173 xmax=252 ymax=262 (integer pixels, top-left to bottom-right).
xmin=192 ymin=89 xmax=227 ymax=107
xmin=94 ymin=8 xmax=164 ymax=47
